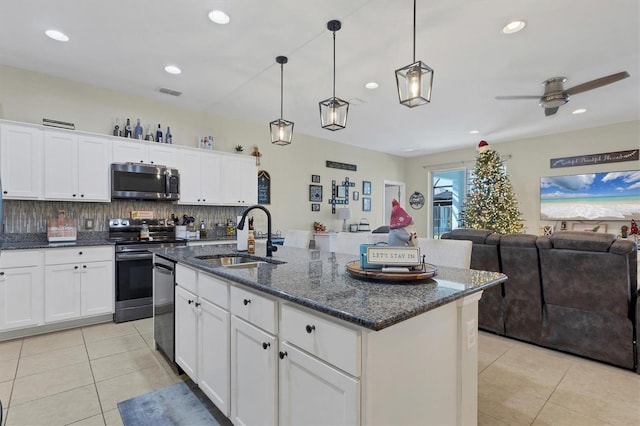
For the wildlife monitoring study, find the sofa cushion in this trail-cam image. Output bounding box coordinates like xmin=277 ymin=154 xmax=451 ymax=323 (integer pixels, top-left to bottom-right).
xmin=441 ymin=228 xmax=493 ymax=244
xmin=549 ymin=231 xmax=615 ymax=252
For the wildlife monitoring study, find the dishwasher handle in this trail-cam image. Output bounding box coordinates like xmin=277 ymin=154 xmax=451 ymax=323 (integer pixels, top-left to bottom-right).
xmin=153 ymin=262 xmax=175 ymax=275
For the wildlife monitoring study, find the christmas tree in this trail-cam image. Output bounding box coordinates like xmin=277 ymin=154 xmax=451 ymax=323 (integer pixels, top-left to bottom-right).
xmin=464 ymin=141 xmax=523 ymax=234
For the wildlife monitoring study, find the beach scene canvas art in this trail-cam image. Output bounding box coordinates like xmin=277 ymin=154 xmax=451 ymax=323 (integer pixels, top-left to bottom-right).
xmin=540 ymin=170 xmax=640 ymax=221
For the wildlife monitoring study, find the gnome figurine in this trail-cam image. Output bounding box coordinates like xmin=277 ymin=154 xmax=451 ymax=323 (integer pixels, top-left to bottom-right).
xmin=388 ymin=199 xmax=418 ymax=247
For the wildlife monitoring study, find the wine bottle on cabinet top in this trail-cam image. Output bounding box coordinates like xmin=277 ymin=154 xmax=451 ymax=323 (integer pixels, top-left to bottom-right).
xmin=134 ymin=119 xmax=143 ymax=139
xmin=113 ymin=118 xmax=121 ymax=137
xmin=124 ymin=118 xmax=132 ymax=138
xmin=156 ymin=124 xmax=163 ymax=143
xmin=145 ymin=124 xmax=154 ymax=141
xmin=165 ymin=126 xmax=172 ymax=144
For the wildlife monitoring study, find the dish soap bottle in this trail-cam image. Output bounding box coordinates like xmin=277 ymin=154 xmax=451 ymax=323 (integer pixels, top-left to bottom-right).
xmin=140 ymin=222 xmax=150 ymax=240
xmin=247 ymin=230 xmax=256 ymax=254
xmin=199 ymin=220 xmax=206 ymax=238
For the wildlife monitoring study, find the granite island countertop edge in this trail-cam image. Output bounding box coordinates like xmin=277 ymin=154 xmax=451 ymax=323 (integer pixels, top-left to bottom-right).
xmin=151 ymin=245 xmax=508 ymax=331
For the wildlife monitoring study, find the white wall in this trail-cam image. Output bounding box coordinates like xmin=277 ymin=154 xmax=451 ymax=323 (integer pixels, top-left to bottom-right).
xmin=0 ymin=65 xmax=406 ymax=234
xmin=405 ymin=121 xmax=640 ymax=237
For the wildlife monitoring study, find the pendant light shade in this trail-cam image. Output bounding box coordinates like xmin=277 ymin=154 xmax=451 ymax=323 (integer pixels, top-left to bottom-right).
xmin=270 ymin=56 xmax=294 ymax=145
xmin=319 ymin=20 xmax=349 ymax=131
xmin=395 ymin=0 xmax=434 ymax=107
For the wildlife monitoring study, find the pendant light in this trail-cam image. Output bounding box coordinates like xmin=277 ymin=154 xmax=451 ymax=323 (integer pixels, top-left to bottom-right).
xmin=270 ymin=56 xmax=294 ymax=145
xmin=319 ymin=20 xmax=349 ymax=131
xmin=395 ymin=0 xmax=434 ymax=107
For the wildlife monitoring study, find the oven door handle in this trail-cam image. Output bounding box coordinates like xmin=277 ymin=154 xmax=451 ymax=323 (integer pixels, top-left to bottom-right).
xmin=154 ymin=263 xmax=175 ymax=275
xmin=116 ymin=252 xmax=153 ymax=261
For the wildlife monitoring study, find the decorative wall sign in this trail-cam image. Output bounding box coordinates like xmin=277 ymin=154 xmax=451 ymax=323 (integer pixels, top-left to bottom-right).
xmin=409 ymin=191 xmax=425 ymax=209
xmin=257 ymin=170 xmax=271 ymax=204
xmin=326 ymin=160 xmax=357 ymax=171
xmin=309 ymin=185 xmax=323 ymax=202
xmin=550 ymin=149 xmax=639 ymax=169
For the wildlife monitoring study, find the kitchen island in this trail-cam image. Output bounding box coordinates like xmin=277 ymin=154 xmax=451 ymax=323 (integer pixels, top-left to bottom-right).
xmin=152 ymin=244 xmax=507 ymax=426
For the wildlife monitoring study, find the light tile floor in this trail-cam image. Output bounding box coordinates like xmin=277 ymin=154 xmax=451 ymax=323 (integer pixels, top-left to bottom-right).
xmin=0 ymin=321 xmax=639 ymax=425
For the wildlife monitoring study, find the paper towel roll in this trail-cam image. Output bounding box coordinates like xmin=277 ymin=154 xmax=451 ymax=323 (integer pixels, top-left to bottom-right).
xmin=236 ymin=216 xmax=248 ymax=251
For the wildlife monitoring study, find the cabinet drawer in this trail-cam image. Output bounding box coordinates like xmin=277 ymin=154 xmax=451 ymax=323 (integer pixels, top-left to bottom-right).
xmin=199 ymin=272 xmax=229 ymax=309
xmin=0 ymin=250 xmax=43 ymax=268
xmin=230 ymin=285 xmax=276 ymax=334
xmin=281 ymin=304 xmax=361 ymax=377
xmin=176 ymin=264 xmax=197 ymax=294
xmin=45 ymin=246 xmax=113 ymax=265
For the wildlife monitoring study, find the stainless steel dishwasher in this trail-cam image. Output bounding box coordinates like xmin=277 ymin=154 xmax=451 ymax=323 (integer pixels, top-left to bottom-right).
xmin=153 ymin=255 xmax=176 ymax=363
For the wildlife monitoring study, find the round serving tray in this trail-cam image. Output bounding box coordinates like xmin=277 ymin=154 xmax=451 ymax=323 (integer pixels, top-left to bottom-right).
xmin=345 ymin=260 xmax=438 ymax=282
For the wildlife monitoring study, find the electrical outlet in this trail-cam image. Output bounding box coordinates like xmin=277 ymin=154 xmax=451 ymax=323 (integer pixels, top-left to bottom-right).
xmin=84 ymin=218 xmax=94 ymax=230
xmin=466 ymin=319 xmax=477 ymax=351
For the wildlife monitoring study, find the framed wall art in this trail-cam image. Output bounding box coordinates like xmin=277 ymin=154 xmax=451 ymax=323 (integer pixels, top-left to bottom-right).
xmin=309 ymin=185 xmax=323 ymax=202
xmin=362 ymin=181 xmax=372 ymax=195
xmin=311 ymin=203 xmax=320 ymax=212
xmin=363 ymin=197 xmax=371 ymax=212
xmin=312 ymin=174 xmax=320 ymax=183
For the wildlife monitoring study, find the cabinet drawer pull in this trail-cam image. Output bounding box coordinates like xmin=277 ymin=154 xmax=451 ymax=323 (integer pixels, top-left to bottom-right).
xmin=78 ymin=251 xmax=83 ymax=255
xmin=279 ymin=351 xmax=288 ymax=359
xmin=305 ymin=324 xmax=316 ymax=334
xmin=262 ymin=342 xmax=270 ymax=350
xmin=82 ymin=265 xmax=87 ymax=269
xmin=0 ymin=271 xmax=5 ymax=276
xmin=74 ymin=265 xmax=79 ymax=269
xmin=243 ymin=298 xmax=251 ymax=306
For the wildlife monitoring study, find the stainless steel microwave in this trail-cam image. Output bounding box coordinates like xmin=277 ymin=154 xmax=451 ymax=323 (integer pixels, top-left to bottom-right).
xmin=111 ymin=163 xmax=180 ymax=201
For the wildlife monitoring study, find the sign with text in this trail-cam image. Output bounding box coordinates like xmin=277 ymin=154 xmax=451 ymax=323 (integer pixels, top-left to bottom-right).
xmin=550 ymin=149 xmax=639 ymax=169
xmin=366 ymin=246 xmax=422 ymax=266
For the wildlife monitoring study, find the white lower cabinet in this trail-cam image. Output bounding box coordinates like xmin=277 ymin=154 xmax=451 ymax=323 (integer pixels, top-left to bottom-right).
xmin=0 ymin=250 xmax=44 ymax=331
xmin=230 ymin=315 xmax=278 ymax=426
xmin=44 ymin=247 xmax=114 ymax=323
xmin=174 ymin=265 xmax=231 ymax=417
xmin=278 ymin=341 xmax=359 ymax=426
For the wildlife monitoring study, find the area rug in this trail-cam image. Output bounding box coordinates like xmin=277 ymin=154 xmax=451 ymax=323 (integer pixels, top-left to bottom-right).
xmin=118 ymin=382 xmax=220 ymax=426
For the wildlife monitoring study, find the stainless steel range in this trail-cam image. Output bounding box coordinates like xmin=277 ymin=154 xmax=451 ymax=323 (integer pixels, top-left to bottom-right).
xmin=109 ymin=218 xmax=187 ymax=323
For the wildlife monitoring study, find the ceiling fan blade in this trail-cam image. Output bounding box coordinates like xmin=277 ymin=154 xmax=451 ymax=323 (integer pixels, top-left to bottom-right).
xmin=545 ymin=106 xmax=559 ymax=116
xmin=564 ymin=71 xmax=630 ymax=95
xmin=495 ymin=95 xmax=540 ymax=100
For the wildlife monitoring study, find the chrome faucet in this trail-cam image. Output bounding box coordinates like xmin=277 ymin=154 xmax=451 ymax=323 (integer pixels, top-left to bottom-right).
xmin=237 ymin=205 xmax=278 ymax=257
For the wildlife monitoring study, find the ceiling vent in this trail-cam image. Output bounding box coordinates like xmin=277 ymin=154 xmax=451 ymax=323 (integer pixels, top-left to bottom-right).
xmin=158 ymin=87 xmax=183 ymax=97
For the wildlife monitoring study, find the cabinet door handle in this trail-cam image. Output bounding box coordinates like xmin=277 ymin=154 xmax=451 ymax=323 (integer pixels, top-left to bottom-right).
xmin=243 ymin=299 xmax=251 ymax=306
xmin=72 ymin=194 xmax=76 ymax=197
xmin=74 ymin=265 xmax=79 ymax=270
xmin=82 ymin=265 xmax=87 ymax=269
xmin=195 ymin=302 xmax=201 ymax=307
xmin=78 ymin=251 xmax=83 ymax=255
xmin=80 ymin=194 xmax=85 ymax=198
xmin=262 ymin=342 xmax=270 ymax=350
xmin=0 ymin=271 xmax=5 ymax=276
xmin=188 ymin=299 xmax=194 ymax=304
xmin=279 ymin=351 xmax=288 ymax=359
xmin=305 ymin=324 xmax=316 ymax=334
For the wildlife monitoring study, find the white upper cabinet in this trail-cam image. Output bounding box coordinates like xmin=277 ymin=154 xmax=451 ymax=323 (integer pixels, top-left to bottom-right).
xmin=112 ymin=138 xmax=180 ymax=169
xmin=43 ymin=130 xmax=111 ymax=202
xmin=218 ymin=154 xmax=257 ymax=206
xmin=179 ymin=149 xmax=222 ymax=205
xmin=0 ymin=123 xmax=43 ymax=200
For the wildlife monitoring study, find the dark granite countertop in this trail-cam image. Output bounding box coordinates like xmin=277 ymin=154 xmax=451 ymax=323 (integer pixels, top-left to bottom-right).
xmin=151 ymin=244 xmax=508 ymax=331
xmin=0 ymin=232 xmax=114 ymax=250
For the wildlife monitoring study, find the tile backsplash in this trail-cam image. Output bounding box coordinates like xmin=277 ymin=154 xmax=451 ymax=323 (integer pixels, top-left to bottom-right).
xmin=3 ymin=200 xmax=245 ymax=233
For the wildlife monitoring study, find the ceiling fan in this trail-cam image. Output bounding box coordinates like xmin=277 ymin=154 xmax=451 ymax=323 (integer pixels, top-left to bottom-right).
xmin=495 ymin=71 xmax=630 ymax=116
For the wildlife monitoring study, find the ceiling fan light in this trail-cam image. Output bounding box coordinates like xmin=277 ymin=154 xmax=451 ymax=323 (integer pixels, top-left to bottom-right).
xmin=395 ymin=61 xmax=434 ymax=107
xmin=319 ymin=97 xmax=349 ymax=131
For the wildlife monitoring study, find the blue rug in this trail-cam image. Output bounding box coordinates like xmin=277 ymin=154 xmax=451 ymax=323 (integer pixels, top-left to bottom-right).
xmin=118 ymin=382 xmax=220 ymax=426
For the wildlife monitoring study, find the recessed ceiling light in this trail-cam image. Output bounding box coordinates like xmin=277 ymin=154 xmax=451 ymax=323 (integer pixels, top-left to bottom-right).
xmin=364 ymin=82 xmax=379 ymax=89
xmin=164 ymin=65 xmax=182 ymax=75
xmin=401 ymin=148 xmax=415 ymax=152
xmin=45 ymin=29 xmax=69 ymax=42
xmin=469 ymin=130 xmax=479 ymax=134
xmin=501 ymin=20 xmax=526 ymax=34
xmin=572 ymin=108 xmax=587 ymax=115
xmin=209 ymin=10 xmax=230 ymax=24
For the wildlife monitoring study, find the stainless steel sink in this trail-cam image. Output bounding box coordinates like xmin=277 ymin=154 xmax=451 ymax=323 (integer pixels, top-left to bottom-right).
xmin=195 ymin=253 xmax=285 ymax=268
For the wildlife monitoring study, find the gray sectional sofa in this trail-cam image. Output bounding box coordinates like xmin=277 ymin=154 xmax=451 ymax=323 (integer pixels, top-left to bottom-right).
xmin=442 ymin=229 xmax=639 ymax=372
